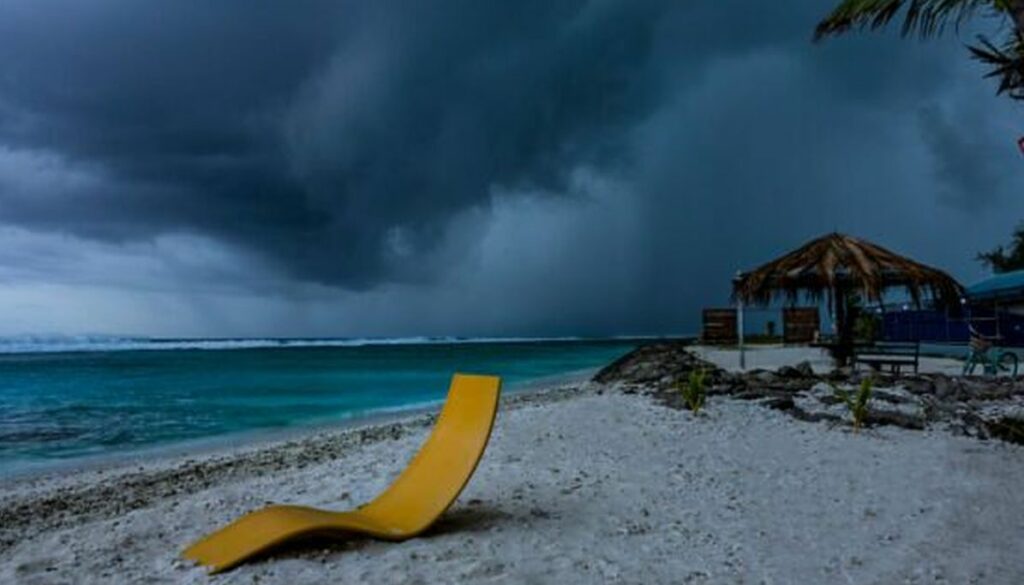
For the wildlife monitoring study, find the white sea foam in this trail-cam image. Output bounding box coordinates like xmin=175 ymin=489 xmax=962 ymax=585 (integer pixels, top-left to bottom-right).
xmin=0 ymin=334 xmax=638 ymax=354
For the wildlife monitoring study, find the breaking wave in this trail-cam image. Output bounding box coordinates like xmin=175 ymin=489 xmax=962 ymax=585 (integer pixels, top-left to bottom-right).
xmin=0 ymin=334 xmax=597 ymax=355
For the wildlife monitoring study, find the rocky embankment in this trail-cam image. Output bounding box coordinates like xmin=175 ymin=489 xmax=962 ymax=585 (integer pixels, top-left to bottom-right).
xmin=594 ymin=341 xmax=1024 ymax=444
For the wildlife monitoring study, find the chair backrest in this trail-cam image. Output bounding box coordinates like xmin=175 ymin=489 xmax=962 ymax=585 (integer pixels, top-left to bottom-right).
xmin=360 ymin=373 xmax=501 ymax=535
xmin=866 ymin=341 xmax=918 ymax=354
xmin=854 ymin=341 xmax=919 ymax=362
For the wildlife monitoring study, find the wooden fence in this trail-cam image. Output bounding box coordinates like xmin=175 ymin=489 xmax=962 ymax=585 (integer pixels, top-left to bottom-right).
xmin=702 ymin=308 xmax=738 ymax=345
xmin=783 ymin=307 xmax=820 ymax=343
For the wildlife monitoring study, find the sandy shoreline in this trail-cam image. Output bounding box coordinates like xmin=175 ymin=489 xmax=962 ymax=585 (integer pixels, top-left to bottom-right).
xmin=1 ymin=365 xmax=602 ymax=486
xmin=3 ymin=351 xmax=1024 ymax=584
xmin=0 ymin=381 xmax=588 ymax=546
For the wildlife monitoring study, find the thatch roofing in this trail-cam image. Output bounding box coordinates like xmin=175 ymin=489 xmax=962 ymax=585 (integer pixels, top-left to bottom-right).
xmin=733 ymin=233 xmax=964 ymax=307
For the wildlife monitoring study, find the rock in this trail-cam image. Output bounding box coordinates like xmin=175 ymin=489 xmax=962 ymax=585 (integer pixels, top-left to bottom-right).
xmin=815 ymin=393 xmax=843 ymax=406
xmin=592 ymin=341 xmax=720 ymax=388
xmin=775 ymin=379 xmax=818 ymax=393
xmin=932 ymin=375 xmax=961 ymax=400
xmin=964 ymin=379 xmax=1012 ymax=401
xmin=786 ymin=405 xmax=844 ymax=424
xmin=865 ymin=409 xmax=926 ymax=431
xmin=710 ymin=380 xmax=746 ymax=396
xmin=762 ymin=396 xmax=795 ymax=411
xmin=898 ymin=377 xmax=935 ymax=396
xmin=733 ymin=390 xmax=770 ymax=401
xmin=828 ymin=366 xmax=853 ymax=380
xmin=776 ymin=366 xmax=805 ymax=379
xmin=871 ymin=389 xmax=918 ymax=405
xmin=794 ymin=361 xmax=815 ymax=378
xmin=985 ymin=416 xmax=1024 ymax=445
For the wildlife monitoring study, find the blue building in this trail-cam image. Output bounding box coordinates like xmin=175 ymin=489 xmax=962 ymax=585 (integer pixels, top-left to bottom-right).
xmin=881 ymin=269 xmax=1024 ymax=346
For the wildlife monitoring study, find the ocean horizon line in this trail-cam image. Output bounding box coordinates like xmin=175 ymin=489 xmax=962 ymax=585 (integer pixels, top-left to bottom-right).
xmin=0 ymin=333 xmax=688 ymax=355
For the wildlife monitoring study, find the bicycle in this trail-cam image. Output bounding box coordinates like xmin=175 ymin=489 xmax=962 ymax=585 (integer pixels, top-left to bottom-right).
xmin=962 ymin=328 xmax=1019 ymax=377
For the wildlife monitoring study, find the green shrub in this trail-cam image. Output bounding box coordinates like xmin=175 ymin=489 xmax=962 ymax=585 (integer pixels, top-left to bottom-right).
xmin=679 ymin=368 xmax=707 ymax=414
xmin=833 ymin=378 xmax=873 ymax=432
xmin=854 ymin=313 xmax=879 ymax=342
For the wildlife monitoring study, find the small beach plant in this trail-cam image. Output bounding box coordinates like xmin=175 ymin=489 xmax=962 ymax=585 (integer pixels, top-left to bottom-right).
xmin=833 ymin=377 xmax=873 ymax=432
xmin=679 ymin=368 xmax=707 ymax=414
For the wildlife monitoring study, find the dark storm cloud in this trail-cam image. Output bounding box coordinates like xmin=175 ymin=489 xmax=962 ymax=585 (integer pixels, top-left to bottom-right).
xmin=0 ymin=0 xmax=669 ymax=286
xmin=0 ymin=0 xmax=348 ymax=241
xmin=918 ymin=104 xmax=1005 ymax=212
xmin=0 ymin=0 xmax=1022 ymax=336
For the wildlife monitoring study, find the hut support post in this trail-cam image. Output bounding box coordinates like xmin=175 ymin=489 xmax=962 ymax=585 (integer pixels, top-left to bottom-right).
xmin=831 ymin=286 xmax=854 ymax=367
xmin=737 ymin=298 xmax=746 ymax=370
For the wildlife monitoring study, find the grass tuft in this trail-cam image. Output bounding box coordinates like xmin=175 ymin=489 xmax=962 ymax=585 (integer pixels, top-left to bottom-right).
xmin=678 ymin=368 xmax=707 ymax=414
xmin=832 ymin=377 xmax=873 ymax=432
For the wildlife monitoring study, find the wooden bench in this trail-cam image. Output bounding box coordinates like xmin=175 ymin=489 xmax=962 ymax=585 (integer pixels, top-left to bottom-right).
xmin=853 ymin=341 xmax=920 ymax=374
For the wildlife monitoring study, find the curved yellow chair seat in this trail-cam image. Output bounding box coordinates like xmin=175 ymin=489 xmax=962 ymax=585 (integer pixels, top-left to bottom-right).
xmin=182 ymin=373 xmax=501 ymax=573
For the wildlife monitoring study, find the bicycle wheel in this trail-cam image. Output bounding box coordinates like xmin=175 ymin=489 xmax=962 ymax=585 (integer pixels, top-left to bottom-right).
xmin=963 ymin=351 xmax=981 ymax=375
xmin=998 ymin=351 xmax=1019 ymax=377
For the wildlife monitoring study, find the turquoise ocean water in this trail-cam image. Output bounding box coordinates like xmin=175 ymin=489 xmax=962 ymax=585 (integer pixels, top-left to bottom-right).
xmin=0 ymin=338 xmax=637 ymax=474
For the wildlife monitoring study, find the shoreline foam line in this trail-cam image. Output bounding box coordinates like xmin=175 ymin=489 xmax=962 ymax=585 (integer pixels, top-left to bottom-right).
xmin=0 ymin=334 xmax=679 ymax=355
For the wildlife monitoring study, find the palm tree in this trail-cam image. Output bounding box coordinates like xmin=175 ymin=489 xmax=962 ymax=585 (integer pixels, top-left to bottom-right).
xmin=815 ymin=1 xmax=1024 ymax=100
xmin=978 ymin=222 xmax=1024 ymax=272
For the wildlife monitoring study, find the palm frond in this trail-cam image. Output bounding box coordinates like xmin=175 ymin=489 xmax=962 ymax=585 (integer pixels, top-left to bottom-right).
xmin=968 ymin=32 xmax=1024 ymax=99
xmin=815 ymin=0 xmax=992 ymax=41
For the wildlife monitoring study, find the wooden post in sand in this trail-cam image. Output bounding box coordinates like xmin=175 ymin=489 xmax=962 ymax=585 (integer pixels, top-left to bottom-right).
xmin=733 ymin=270 xmax=747 ymax=371
xmin=737 ymin=298 xmax=746 ymax=371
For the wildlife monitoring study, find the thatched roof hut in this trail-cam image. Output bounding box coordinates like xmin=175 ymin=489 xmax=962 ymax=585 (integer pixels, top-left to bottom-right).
xmin=733 ymin=232 xmax=964 ymax=308
xmin=733 ymin=233 xmax=964 ymax=362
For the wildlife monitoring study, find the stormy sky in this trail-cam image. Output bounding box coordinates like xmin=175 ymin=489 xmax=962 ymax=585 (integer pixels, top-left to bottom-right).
xmin=0 ymin=0 xmax=1022 ymax=338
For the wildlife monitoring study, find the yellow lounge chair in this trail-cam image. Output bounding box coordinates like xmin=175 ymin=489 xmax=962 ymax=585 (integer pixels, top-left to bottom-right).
xmin=182 ymin=373 xmax=501 ymax=573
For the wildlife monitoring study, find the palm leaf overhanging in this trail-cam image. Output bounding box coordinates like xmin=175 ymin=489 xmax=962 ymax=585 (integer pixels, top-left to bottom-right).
xmin=733 ymin=233 xmax=965 ymax=309
xmin=815 ymin=0 xmax=1024 ymax=100
xmin=969 ymin=31 xmax=1024 ymax=99
xmin=813 ymin=0 xmax=993 ymax=40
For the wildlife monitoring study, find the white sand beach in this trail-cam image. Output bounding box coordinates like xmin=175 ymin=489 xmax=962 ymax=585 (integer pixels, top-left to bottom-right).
xmin=2 ymin=348 xmax=1023 ymax=584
